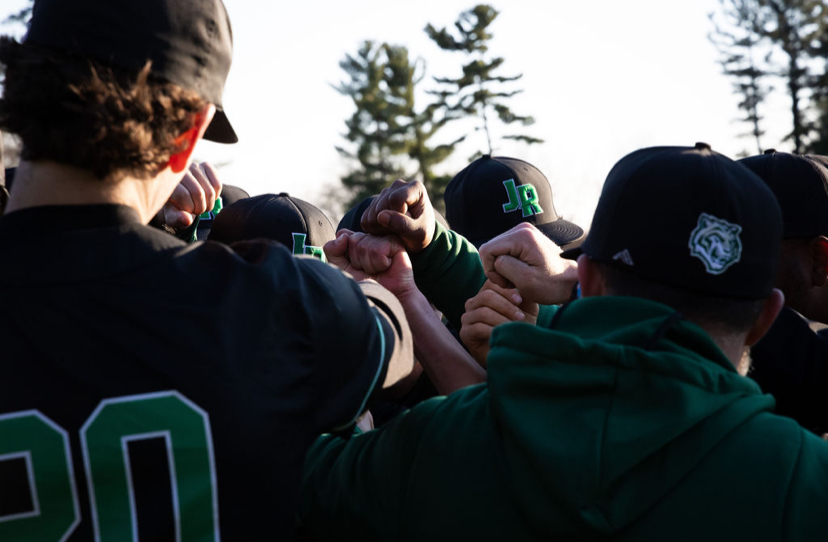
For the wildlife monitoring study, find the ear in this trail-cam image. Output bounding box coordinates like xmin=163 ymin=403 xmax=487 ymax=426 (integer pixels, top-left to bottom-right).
xmin=168 ymin=104 xmax=216 ymax=174
xmin=808 ymin=236 xmax=828 ymax=287
xmin=745 ymin=288 xmax=785 ymax=346
xmin=577 ymin=254 xmax=606 ymax=297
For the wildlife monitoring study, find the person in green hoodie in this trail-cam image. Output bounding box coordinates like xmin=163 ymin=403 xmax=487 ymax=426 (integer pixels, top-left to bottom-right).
xmin=299 ymin=143 xmax=828 ymax=541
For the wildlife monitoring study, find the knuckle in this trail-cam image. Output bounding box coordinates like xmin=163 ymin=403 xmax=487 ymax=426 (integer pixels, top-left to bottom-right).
xmin=480 ymin=290 xmax=497 ymax=303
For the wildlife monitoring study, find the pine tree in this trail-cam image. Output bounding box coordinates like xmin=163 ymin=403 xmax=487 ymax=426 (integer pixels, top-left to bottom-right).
xmin=425 ymin=4 xmax=542 ymax=157
xmin=335 ymin=42 xmax=464 ymax=213
xmin=382 ymin=46 xmax=464 ymax=212
xmin=755 ymin=0 xmax=823 ymax=153
xmin=334 ymin=41 xmax=411 ymax=209
xmin=709 ymin=0 xmax=771 ymax=155
xmin=3 ymin=2 xmax=32 ymax=28
xmin=800 ymin=2 xmax=828 ymax=153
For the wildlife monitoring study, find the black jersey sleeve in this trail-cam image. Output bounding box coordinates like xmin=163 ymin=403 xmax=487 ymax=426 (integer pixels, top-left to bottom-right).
xmin=294 ymin=256 xmax=413 ymax=432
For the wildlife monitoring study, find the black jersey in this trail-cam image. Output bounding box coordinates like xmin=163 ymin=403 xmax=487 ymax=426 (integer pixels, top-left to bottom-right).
xmin=750 ymin=305 xmax=828 ymax=435
xmin=0 ymin=204 xmax=410 ymax=541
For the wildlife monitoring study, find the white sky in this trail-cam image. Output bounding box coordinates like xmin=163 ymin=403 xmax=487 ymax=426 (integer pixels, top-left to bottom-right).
xmin=0 ymin=0 xmax=801 ymax=228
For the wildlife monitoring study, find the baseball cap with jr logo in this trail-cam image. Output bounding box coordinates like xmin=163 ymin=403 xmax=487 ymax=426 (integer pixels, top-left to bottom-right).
xmin=208 ymin=193 xmax=335 ymax=261
xmin=443 ymin=155 xmax=584 ymax=248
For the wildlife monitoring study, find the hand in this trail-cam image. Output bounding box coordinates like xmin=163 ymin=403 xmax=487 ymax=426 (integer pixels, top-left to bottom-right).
xmin=460 ymin=280 xmax=539 ymax=366
xmin=163 ymin=162 xmax=223 ymax=229
xmin=325 ymin=230 xmax=417 ymax=299
xmin=360 ymin=179 xmax=436 ymax=253
xmin=479 ymin=223 xmax=578 ymax=305
xmin=324 ymin=230 xmax=370 ymax=281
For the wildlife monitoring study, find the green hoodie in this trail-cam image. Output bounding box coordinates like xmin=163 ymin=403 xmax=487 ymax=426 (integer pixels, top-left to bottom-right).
xmin=300 ymin=296 xmax=828 ymax=540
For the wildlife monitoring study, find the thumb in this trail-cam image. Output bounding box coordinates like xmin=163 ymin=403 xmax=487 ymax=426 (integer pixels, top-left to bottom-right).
xmin=324 ymin=232 xmax=349 ymax=262
xmin=378 ymin=210 xmax=420 ymax=237
xmin=164 ymin=209 xmax=195 ymax=230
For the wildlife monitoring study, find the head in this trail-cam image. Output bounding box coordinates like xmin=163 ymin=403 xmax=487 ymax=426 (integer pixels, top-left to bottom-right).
xmin=569 ymin=143 xmax=785 ymax=370
xmin=0 ymin=0 xmax=235 ymax=195
xmin=208 ymin=194 xmax=335 ymax=262
xmin=443 ymin=155 xmax=584 ymax=248
xmin=738 ymin=150 xmax=828 ymax=323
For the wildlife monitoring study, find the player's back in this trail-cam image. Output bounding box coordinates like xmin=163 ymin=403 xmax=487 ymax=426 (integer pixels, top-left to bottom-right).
xmin=0 ymin=203 xmax=389 ymax=540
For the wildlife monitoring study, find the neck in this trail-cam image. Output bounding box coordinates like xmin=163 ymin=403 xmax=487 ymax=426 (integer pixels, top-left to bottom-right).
xmin=5 ymin=160 xmax=178 ymax=224
xmin=693 ymin=324 xmax=751 ymax=375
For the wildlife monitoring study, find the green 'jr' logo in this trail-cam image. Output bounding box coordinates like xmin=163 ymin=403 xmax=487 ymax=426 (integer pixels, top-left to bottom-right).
xmin=292 ymin=233 xmax=326 ymax=262
xmin=502 ymin=179 xmax=543 ymax=217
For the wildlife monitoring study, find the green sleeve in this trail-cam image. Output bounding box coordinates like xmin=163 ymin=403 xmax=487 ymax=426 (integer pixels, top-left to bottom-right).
xmin=782 ymin=431 xmax=828 ymax=537
xmin=409 ymin=221 xmax=486 ymax=328
xmin=299 ymin=398 xmax=444 ymax=541
xmin=536 ymin=304 xmax=559 ymax=327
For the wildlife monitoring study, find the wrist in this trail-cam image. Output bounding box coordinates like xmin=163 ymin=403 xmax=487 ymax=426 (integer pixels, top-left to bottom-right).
xmin=396 ymin=284 xmax=428 ymax=311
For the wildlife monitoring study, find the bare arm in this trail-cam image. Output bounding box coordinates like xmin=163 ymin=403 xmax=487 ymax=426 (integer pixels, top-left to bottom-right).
xmin=398 ymin=286 xmax=486 ymax=395
xmin=330 ymin=230 xmax=486 ymax=395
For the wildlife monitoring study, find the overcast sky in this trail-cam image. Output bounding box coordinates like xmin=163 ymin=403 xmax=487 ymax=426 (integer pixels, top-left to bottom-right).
xmin=0 ymin=0 xmax=800 ymax=228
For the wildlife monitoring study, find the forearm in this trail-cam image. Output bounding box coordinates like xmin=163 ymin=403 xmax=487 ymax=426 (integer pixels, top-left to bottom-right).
xmin=398 ymin=287 xmax=486 ymax=395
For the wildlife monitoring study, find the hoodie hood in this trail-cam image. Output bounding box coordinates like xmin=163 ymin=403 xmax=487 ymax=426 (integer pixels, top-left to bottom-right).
xmin=486 ymin=296 xmax=774 ymax=539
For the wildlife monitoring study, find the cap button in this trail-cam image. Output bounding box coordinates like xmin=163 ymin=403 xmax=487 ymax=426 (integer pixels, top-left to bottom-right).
xmin=764 ymin=148 xmax=776 ymax=155
xmin=481 ymin=154 xmax=491 ymax=160
xmin=278 ymin=192 xmax=290 ymax=197
xmin=694 ymin=142 xmax=711 ymax=150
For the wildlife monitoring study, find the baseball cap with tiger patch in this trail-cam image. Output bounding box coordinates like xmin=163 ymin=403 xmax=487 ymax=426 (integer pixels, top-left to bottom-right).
xmin=563 ymin=143 xmax=783 ymax=299
xmin=208 ymin=193 xmax=335 ymax=261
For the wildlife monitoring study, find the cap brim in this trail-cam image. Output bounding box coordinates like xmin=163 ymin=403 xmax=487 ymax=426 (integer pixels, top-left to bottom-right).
xmin=537 ymin=218 xmax=585 ymax=248
xmin=203 ymin=108 xmax=238 ymax=144
xmin=560 ymin=243 xmax=583 ymax=261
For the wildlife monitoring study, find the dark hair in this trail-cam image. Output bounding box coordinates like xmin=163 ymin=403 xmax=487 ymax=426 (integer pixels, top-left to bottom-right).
xmin=0 ymin=38 xmax=207 ymax=181
xmin=594 ymin=260 xmax=765 ymax=334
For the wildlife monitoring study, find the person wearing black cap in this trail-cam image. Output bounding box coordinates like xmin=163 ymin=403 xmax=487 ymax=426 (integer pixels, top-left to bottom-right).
xmin=444 ymin=155 xmax=584 ymax=248
xmin=300 ymin=144 xmax=828 ymax=540
xmin=208 ymin=193 xmax=336 ymax=260
xmin=739 ymin=150 xmax=828 ymax=435
xmin=0 ymin=1 xmax=412 ymax=540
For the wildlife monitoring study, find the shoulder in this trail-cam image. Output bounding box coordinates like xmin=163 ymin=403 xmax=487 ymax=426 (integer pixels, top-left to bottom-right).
xmin=175 ymin=238 xmax=360 ymax=297
xmin=730 ymin=412 xmax=828 ymax=481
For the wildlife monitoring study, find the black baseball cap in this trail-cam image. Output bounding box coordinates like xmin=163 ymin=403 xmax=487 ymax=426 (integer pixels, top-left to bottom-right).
xmin=194 ymin=184 xmax=251 ymax=240
xmin=208 ymin=193 xmax=335 ymax=261
xmin=443 ymin=155 xmax=584 ymax=248
xmin=738 ymin=150 xmax=828 ymax=239
xmin=25 ymin=0 xmax=237 ymax=143
xmin=568 ymin=143 xmax=782 ymax=299
xmin=338 ymin=195 xmax=450 ymax=234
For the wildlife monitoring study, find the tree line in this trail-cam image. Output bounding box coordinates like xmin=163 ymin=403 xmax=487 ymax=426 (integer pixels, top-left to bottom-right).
xmin=334 ymin=4 xmax=542 ymax=213
xmin=710 ymin=0 xmax=828 ymax=155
